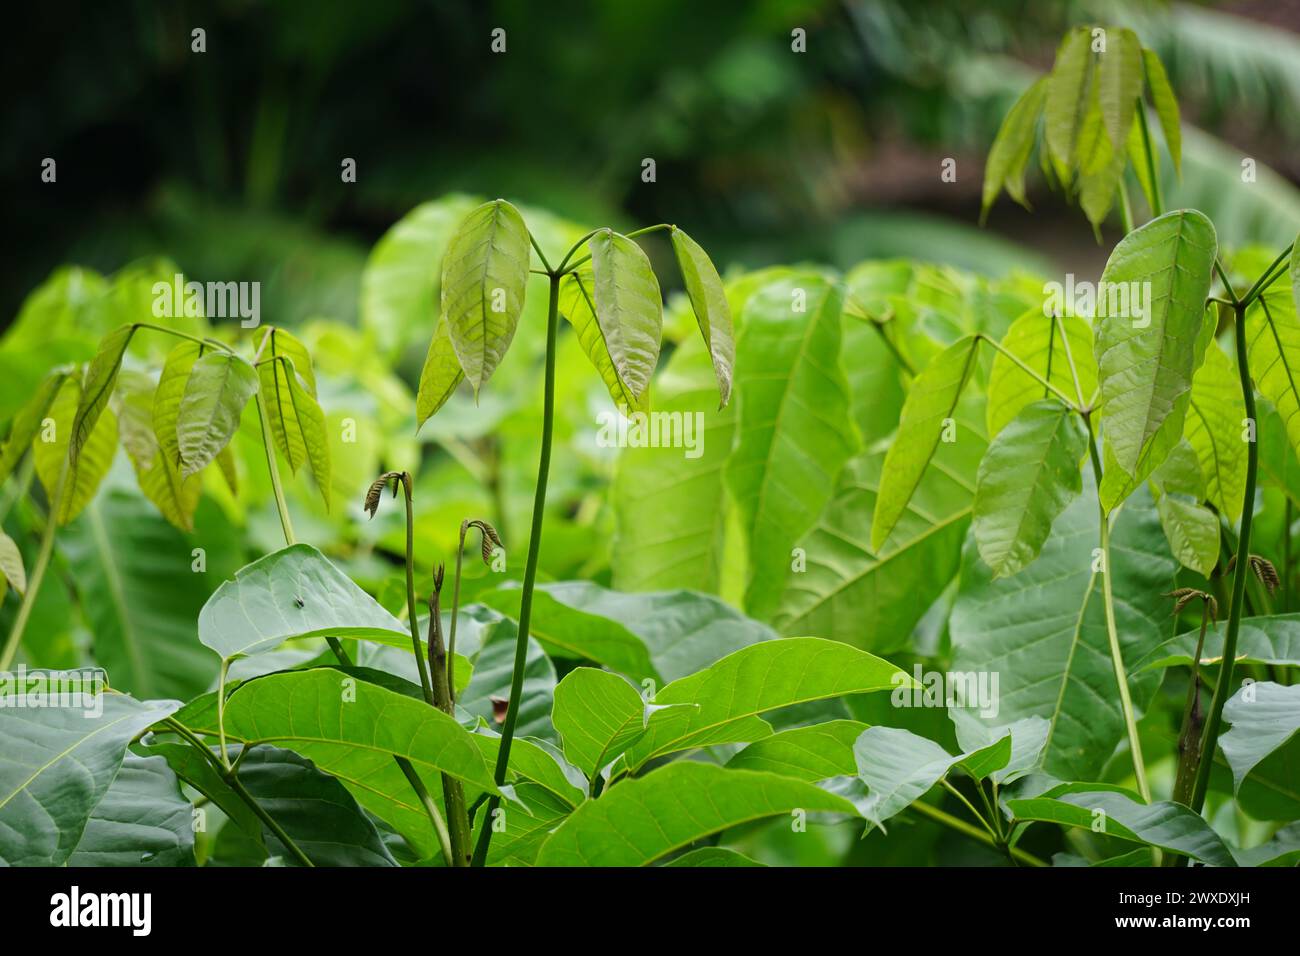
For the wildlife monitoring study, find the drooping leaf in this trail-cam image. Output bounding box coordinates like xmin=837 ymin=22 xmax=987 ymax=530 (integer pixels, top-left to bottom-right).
xmin=0 ymin=368 xmax=70 ymax=484
xmin=197 ymin=544 xmax=410 ymax=662
xmin=671 ymin=227 xmax=734 ymax=407
xmin=560 ymin=265 xmax=645 ymax=413
xmin=0 ymin=532 xmax=26 ymax=597
xmin=1142 ymin=48 xmax=1181 ymax=176
xmin=258 ymin=342 xmax=331 ymax=508
xmin=1154 ymin=493 xmax=1219 ymax=577
xmin=728 ymin=274 xmax=860 ymax=617
xmin=33 ymin=376 xmax=118 ymax=526
xmin=622 ymin=637 xmax=909 ymax=771
xmin=981 ymin=76 xmax=1047 ymax=219
xmin=872 ymin=335 xmax=978 ymax=550
xmin=60 ymin=488 xmax=222 ymax=700
xmin=586 ymin=229 xmax=664 ymax=407
xmin=67 ymin=753 xmax=195 ymax=867
xmin=1219 ymin=681 xmax=1300 ymax=798
xmin=1094 ymin=209 xmax=1217 ymax=477
xmin=726 ymin=720 xmax=870 ymax=781
xmin=1098 ymin=28 xmax=1143 ymax=151
xmin=949 ymin=475 xmax=1176 ymax=780
xmin=69 ymin=324 xmax=134 ymax=463
xmin=1044 ymin=27 xmax=1094 ymax=167
xmin=1075 ymin=82 xmax=1127 ymax=228
xmin=1184 ymin=340 xmax=1246 ymax=518
xmin=536 ymin=763 xmax=855 ymax=866
xmin=440 ymin=199 xmax=531 ymax=393
xmin=552 ymin=668 xmax=651 ymax=783
xmin=415 ymin=315 xmax=464 ymax=429
xmin=1246 ymin=270 xmax=1300 ymax=465
xmin=177 ymin=351 xmax=258 ymax=477
xmin=1007 ymin=790 xmax=1235 ymax=867
xmin=973 ymin=399 xmax=1087 ymax=578
xmin=0 ymin=683 xmax=179 ymax=866
xmin=987 ymin=309 xmax=1095 ymax=438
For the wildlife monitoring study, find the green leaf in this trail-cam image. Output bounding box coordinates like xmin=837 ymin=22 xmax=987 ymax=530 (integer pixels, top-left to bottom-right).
xmin=258 ymin=342 xmax=331 ymax=509
xmin=60 ymin=489 xmax=221 ymax=700
xmin=1234 ymin=822 xmax=1300 ymax=867
xmin=552 ymin=668 xmax=651 ymax=783
xmin=622 ymin=637 xmax=909 ymax=771
xmin=230 ymin=746 xmax=398 ymax=866
xmin=1098 ymin=28 xmax=1143 ymax=151
xmin=414 ymin=315 xmax=464 ymax=429
xmin=472 ymin=779 xmax=572 ymax=867
xmin=728 ymin=274 xmax=860 ymax=616
xmin=1142 ymin=49 xmax=1181 ymax=175
xmin=0 ymin=683 xmax=179 ymax=866
xmin=1045 ymin=27 xmax=1095 ymax=167
xmin=177 ymin=351 xmax=258 ymax=477
xmin=726 ymin=720 xmax=869 ymax=781
xmin=153 ymin=340 xmax=200 ymax=466
xmin=1094 ymin=209 xmax=1217 ymax=477
xmin=440 ymin=199 xmax=531 ymax=393
xmin=1219 ymin=681 xmax=1300 ymax=796
xmin=1075 ymin=83 xmax=1127 ymax=227
xmin=68 ymin=753 xmax=195 ymax=867
xmin=954 ymin=715 xmax=1051 ymax=785
xmin=34 ymin=376 xmax=118 ymax=526
xmin=665 ymin=847 xmax=766 ymax=867
xmin=0 ymin=532 xmax=26 ymax=597
xmin=586 ymin=229 xmax=664 ymax=407
xmin=197 ymin=544 xmax=410 ymax=662
xmin=974 ymin=399 xmax=1087 ymax=578
xmin=1154 ymin=493 xmax=1219 ymax=577
xmin=776 ymin=401 xmax=982 ymax=653
xmin=1007 ymin=791 xmax=1234 ymax=867
xmin=454 ymin=612 xmax=558 ymax=741
xmin=981 ymin=77 xmax=1048 ymax=219
xmin=671 ymin=227 xmax=734 ymax=407
xmin=1140 ymin=614 xmax=1300 ymax=671
xmin=872 ymin=335 xmax=978 ymax=550
xmin=478 ymin=585 xmax=657 ymax=684
xmin=69 ymin=324 xmax=134 ymax=463
xmin=1185 ymin=340 xmax=1246 ymax=518
xmin=0 ymin=368 xmax=70 ymax=484
xmin=560 ymin=265 xmax=645 ymax=413
xmin=536 ymin=762 xmax=855 ymax=866
xmin=987 ymin=309 xmax=1095 ymax=438
xmin=1247 ymin=269 xmax=1300 ymax=465
xmin=950 ymin=476 xmax=1176 ymax=780
xmin=1293 ymin=232 xmax=1300 ymax=319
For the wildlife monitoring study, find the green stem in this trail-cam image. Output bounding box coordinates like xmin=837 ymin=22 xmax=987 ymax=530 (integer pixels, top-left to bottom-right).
xmin=559 ymin=223 xmax=674 ymax=274
xmin=1118 ymin=179 xmax=1135 ymax=234
xmin=398 ymin=474 xmax=435 ymax=706
xmin=0 ymin=455 xmax=68 ymax=671
xmin=448 ymin=522 xmax=469 ymax=705
xmin=1190 ymin=303 xmax=1257 ymax=812
xmin=427 ymin=590 xmax=471 ymax=866
xmin=907 ymin=800 xmax=1048 ymax=867
xmin=395 ymin=759 xmax=455 ymax=867
xmin=470 ymin=272 xmax=561 ymax=867
xmin=979 ymin=334 xmax=1082 ymax=410
xmin=1136 ymin=107 xmax=1163 ymax=217
xmin=1086 ymin=424 xmax=1153 ymax=803
xmin=941 ymin=779 xmax=997 ymax=840
xmin=1240 ymin=243 xmax=1293 ymax=308
xmin=217 ymin=658 xmax=232 ymax=769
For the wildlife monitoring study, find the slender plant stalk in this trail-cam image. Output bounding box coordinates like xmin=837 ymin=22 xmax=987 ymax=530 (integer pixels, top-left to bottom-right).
xmin=470 ymin=272 xmax=561 ymax=866
xmin=1086 ymin=425 xmax=1153 ymax=803
xmin=427 ymin=581 xmax=471 ymax=866
xmin=0 ymin=456 xmax=68 ymax=671
xmin=1240 ymin=242 xmax=1293 ymax=308
xmin=1171 ymin=600 xmax=1212 ymax=807
xmin=906 ymin=800 xmax=1047 ymax=867
xmin=1190 ymin=303 xmax=1258 ymax=812
xmin=448 ymin=521 xmax=469 ymax=704
xmin=979 ymin=334 xmax=1081 ymax=410
xmin=396 ymin=473 xmax=435 ymax=706
xmin=1286 ymin=498 xmax=1294 ymax=614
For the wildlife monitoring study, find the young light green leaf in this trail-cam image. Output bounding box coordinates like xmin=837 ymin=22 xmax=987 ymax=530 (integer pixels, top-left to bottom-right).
xmin=414 ymin=315 xmax=464 ymax=430
xmin=1293 ymin=232 xmax=1300 ymax=328
xmin=1098 ymin=28 xmax=1143 ymax=151
xmin=0 ymin=684 xmax=180 ymax=866
xmin=69 ymin=324 xmax=135 ymax=463
xmin=1142 ymin=48 xmax=1181 ymax=175
xmin=872 ymin=335 xmax=978 ymax=550
xmin=177 ymin=351 xmax=258 ymax=477
xmin=561 ymin=265 xmax=645 ymax=412
xmin=552 ymin=668 xmax=651 ymax=783
xmin=974 ymin=400 xmax=1088 ymax=578
xmin=440 ymin=199 xmax=531 ymax=393
xmin=197 ymin=544 xmax=410 ymax=661
xmin=671 ymin=227 xmax=734 ymax=407
xmin=981 ymin=77 xmax=1048 ymax=220
xmin=1094 ymin=209 xmax=1217 ymax=477
xmin=1044 ymin=27 xmax=1094 ymax=167
xmin=259 ymin=345 xmax=331 ymax=509
xmin=1219 ymin=681 xmax=1300 ymax=797
xmin=1185 ymin=340 xmax=1246 ymax=518
xmin=1008 ymin=790 xmax=1234 ymax=867
xmin=1155 ymin=494 xmax=1219 ymax=577
xmin=727 ymin=274 xmax=860 ymax=617
xmin=622 ymin=637 xmax=910 ymax=771
xmin=727 ymin=720 xmax=869 ymax=781
xmin=587 ymin=229 xmax=664 ymax=407
xmin=1245 ymin=271 xmax=1300 ymax=465
xmin=0 ymin=368 xmax=70 ymax=483
xmin=536 ymin=762 xmax=855 ymax=866
xmin=987 ymin=309 xmax=1095 ymax=437
xmin=33 ymin=376 xmax=118 ymax=526
xmin=0 ymin=532 xmax=26 ymax=597
xmin=1075 ymin=83 xmax=1127 ymax=228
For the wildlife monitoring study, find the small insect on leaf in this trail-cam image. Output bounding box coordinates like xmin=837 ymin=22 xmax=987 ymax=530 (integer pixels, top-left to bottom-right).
xmin=293 ymin=596 xmax=305 ymax=609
